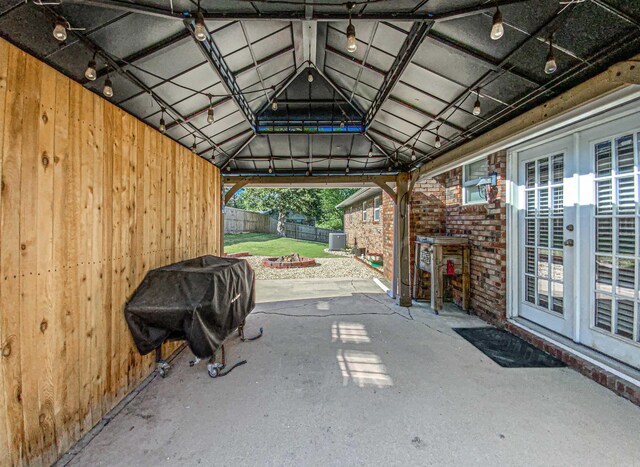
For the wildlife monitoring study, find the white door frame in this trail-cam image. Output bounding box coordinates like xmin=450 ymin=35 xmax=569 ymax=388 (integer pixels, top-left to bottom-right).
xmin=505 ymin=98 xmax=640 ymax=318
xmin=507 ymin=99 xmax=640 ymax=369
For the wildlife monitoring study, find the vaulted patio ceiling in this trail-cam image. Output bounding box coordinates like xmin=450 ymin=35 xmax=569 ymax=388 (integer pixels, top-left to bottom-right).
xmin=1 ymin=0 xmax=638 ymax=177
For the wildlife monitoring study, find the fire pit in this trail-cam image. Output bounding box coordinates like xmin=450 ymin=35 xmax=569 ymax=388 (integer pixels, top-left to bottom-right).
xmin=261 ymin=253 xmax=316 ymax=269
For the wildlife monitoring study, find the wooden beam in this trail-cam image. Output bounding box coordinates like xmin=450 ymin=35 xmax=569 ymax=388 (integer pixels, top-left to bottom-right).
xmin=414 ymin=56 xmax=640 ymax=179
xmin=374 ymin=181 xmax=397 ymax=205
xmin=224 ymin=181 xmax=249 ymax=204
xmin=223 ymin=174 xmax=397 ymax=185
xmin=395 ymin=172 xmax=412 ymax=307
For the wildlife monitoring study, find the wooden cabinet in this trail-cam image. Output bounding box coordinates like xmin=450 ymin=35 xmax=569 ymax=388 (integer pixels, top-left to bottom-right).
xmin=412 ymin=236 xmax=470 ymax=314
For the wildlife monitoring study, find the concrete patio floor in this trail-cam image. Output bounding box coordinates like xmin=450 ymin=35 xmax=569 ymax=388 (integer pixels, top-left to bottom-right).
xmin=68 ymin=279 xmax=640 ymax=466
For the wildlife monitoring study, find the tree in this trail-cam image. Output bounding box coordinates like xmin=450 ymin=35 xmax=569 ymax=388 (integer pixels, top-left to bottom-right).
xmin=234 ymin=188 xmax=322 ymax=235
xmin=317 ymin=188 xmax=359 ymax=230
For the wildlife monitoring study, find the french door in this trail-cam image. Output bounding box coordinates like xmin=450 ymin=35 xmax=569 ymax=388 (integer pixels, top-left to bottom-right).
xmin=517 ymin=137 xmax=576 ymax=338
xmin=515 ymin=115 xmax=640 ymax=369
xmin=576 ymin=121 xmax=640 ymax=369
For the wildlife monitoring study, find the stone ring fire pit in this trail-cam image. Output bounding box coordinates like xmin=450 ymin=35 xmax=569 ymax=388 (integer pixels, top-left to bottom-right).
xmin=262 ymin=253 xmax=316 ymax=269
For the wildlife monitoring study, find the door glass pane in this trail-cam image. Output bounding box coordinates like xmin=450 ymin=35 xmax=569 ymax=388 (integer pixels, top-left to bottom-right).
xmin=595 ymin=294 xmax=612 ymax=331
xmin=593 ymin=133 xmax=639 ymax=343
xmin=522 ymin=154 xmax=564 ymax=316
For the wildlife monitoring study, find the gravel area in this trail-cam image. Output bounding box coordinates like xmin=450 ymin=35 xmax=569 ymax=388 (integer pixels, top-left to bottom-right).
xmin=242 ymin=255 xmax=383 ymax=280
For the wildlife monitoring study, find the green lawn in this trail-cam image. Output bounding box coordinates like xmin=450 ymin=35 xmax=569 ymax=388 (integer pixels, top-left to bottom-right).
xmin=224 ymin=233 xmax=333 ymax=258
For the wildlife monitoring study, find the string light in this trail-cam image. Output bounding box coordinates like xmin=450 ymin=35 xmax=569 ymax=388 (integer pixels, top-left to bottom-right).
xmin=307 ymin=68 xmax=314 ymax=83
xmin=272 ymin=98 xmax=278 ymax=111
xmin=226 ymin=166 xmax=231 ymax=172
xmin=194 ymin=10 xmax=207 ymax=41
xmin=472 ymin=89 xmax=481 ymax=116
xmin=207 ymin=96 xmax=214 ymax=124
xmin=368 ymin=144 xmax=373 ymax=158
xmin=346 ymin=3 xmax=357 ymax=53
xmin=411 ymin=148 xmax=416 ymax=162
xmin=191 ymin=136 xmax=197 ymax=153
xmin=53 ymin=20 xmax=67 ymax=41
xmin=435 ymin=131 xmax=441 ymax=149
xmin=490 ymin=6 xmax=504 ymax=40
xmin=340 ymin=119 xmax=345 ymax=129
xmin=103 ymin=74 xmax=114 ymax=98
xmin=84 ymin=52 xmax=97 ymax=81
xmin=159 ymin=108 xmax=166 ymax=133
xmin=545 ymin=36 xmax=557 ymax=74
xmin=345 ymin=165 xmax=350 ymax=173
xmin=268 ymin=160 xmax=273 ymax=173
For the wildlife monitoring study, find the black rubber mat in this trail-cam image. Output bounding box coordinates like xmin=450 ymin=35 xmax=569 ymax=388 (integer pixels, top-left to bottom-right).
xmin=453 ymin=327 xmax=566 ymax=368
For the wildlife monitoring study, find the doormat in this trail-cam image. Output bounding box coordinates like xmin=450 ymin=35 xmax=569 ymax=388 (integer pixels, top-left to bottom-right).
xmin=453 ymin=327 xmax=566 ymax=368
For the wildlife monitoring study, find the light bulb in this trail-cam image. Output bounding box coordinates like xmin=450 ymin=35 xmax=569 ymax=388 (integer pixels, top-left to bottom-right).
xmin=368 ymin=147 xmax=373 ymax=158
xmin=192 ymin=142 xmax=197 ymax=152
xmin=84 ymin=60 xmax=97 ymax=81
xmin=307 ymin=69 xmax=314 ymax=83
xmin=226 ymin=166 xmax=231 ymax=172
xmin=207 ymin=106 xmax=214 ymax=124
xmin=435 ymin=134 xmax=441 ymax=148
xmin=340 ymin=120 xmax=345 ymax=129
xmin=272 ymin=99 xmax=278 ymax=111
xmin=159 ymin=117 xmax=166 ymax=134
xmin=306 ymin=170 xmax=310 ymax=176
xmin=53 ymin=21 xmax=67 ymax=41
xmin=194 ymin=12 xmax=207 ymax=41
xmin=473 ymin=97 xmax=481 ymax=116
xmin=545 ymin=46 xmax=557 ymax=74
xmin=346 ymin=22 xmax=357 ymax=53
xmin=387 ymin=165 xmax=392 ymax=172
xmin=268 ymin=166 xmax=273 ymax=174
xmin=346 ymin=166 xmax=350 ymax=173
xmin=411 ymin=149 xmax=416 ymax=161
xmin=490 ymin=8 xmax=504 ymax=40
xmin=103 ymin=78 xmax=113 ymax=98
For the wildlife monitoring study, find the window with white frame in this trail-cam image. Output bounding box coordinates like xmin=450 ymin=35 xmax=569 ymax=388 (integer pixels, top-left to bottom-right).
xmin=373 ymin=196 xmax=381 ymax=222
xmin=362 ymin=200 xmax=368 ymax=222
xmin=463 ymin=158 xmax=489 ymax=204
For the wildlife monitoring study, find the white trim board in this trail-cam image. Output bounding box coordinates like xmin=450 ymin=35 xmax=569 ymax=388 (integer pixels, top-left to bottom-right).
xmin=415 ymin=86 xmax=640 ymax=179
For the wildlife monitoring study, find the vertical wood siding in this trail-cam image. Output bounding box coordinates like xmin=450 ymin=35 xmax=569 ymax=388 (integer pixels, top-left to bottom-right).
xmin=0 ymin=39 xmax=222 ymax=466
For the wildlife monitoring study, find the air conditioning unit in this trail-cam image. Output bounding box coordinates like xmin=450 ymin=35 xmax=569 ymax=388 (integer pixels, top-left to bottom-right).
xmin=329 ymin=233 xmax=346 ymax=250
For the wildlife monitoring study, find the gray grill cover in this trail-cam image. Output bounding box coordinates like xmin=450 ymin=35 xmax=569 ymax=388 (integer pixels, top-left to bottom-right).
xmin=125 ymin=255 xmax=255 ymax=358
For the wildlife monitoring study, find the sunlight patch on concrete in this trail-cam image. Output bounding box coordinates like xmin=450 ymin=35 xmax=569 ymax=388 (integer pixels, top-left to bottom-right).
xmin=331 ymin=322 xmax=371 ymax=344
xmin=336 ymin=349 xmax=393 ymax=388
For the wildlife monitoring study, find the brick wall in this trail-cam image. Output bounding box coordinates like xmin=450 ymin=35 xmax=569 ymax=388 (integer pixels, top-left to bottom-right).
xmin=438 ymin=151 xmax=507 ymax=322
xmin=409 ymin=151 xmax=507 ymax=322
xmin=343 ymin=192 xmax=384 ymax=255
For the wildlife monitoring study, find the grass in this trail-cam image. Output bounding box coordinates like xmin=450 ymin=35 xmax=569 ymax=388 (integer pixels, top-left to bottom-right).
xmin=224 ymin=233 xmax=334 ymax=258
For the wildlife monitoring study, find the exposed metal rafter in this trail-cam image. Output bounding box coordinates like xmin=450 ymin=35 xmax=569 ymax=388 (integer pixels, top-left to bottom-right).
xmin=36 ymin=4 xmax=224 ymax=158
xmin=57 ymin=0 xmax=532 ymax=22
xmin=364 ymin=22 xmax=433 ymax=128
xmin=80 ymin=29 xmax=191 ymax=84
xmin=185 ymin=20 xmax=256 ymax=130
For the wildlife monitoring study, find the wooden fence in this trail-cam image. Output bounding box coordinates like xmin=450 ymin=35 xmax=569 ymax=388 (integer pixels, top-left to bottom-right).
xmin=0 ymin=40 xmax=221 ymax=466
xmin=224 ymin=207 xmax=340 ymax=243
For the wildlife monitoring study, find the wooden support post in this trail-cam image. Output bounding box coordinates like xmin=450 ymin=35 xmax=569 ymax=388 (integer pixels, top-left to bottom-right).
xmin=219 ymin=176 xmax=225 ymax=256
xmin=224 ymin=180 xmax=248 ymax=204
xmin=395 ymin=172 xmax=412 ymax=307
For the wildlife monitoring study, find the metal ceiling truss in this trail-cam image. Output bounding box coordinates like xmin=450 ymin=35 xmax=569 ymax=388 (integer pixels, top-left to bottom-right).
xmin=58 ymin=0 xmax=533 ymax=23
xmin=395 ymin=2 xmax=584 ymax=163
xmin=185 ymin=19 xmax=256 ymax=130
xmin=37 ymin=4 xmax=226 ymax=160
xmin=364 ymin=21 xmax=433 ymax=128
xmin=80 ymin=29 xmax=191 ymax=84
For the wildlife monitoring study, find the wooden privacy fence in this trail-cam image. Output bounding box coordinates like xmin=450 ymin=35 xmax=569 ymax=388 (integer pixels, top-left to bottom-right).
xmin=0 ymin=40 xmax=221 ymax=466
xmin=284 ymin=223 xmax=341 ymax=243
xmin=224 ymin=207 xmax=341 ymax=243
xmin=224 ymin=207 xmax=277 ymax=234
